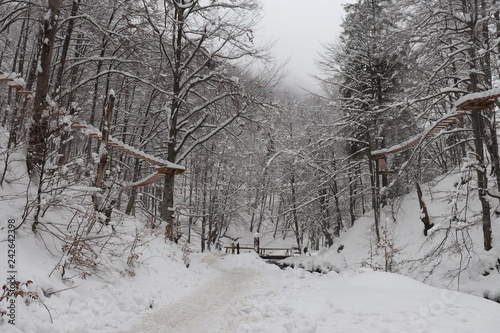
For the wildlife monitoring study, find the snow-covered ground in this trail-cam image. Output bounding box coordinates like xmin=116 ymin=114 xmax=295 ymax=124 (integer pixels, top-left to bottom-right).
xmin=120 ymin=253 xmax=500 ymax=333
xmin=2 ymin=246 xmax=500 ymax=332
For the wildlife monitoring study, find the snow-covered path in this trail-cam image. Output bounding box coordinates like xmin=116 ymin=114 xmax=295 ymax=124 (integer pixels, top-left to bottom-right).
xmin=123 ymin=253 xmax=272 ymax=333
xmin=127 ymin=271 xmax=259 ymax=332
xmin=122 ymin=253 xmax=500 ymax=333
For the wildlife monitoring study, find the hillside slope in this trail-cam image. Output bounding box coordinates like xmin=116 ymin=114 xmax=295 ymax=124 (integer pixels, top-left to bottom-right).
xmin=285 ymin=169 xmax=500 ymax=302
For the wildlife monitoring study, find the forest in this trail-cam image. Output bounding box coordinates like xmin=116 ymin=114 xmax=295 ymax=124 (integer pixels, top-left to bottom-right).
xmin=1 ymin=0 xmax=499 ymax=276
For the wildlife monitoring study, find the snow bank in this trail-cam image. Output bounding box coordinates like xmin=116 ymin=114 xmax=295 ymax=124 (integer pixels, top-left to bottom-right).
xmin=1 ymin=220 xmax=199 ymax=332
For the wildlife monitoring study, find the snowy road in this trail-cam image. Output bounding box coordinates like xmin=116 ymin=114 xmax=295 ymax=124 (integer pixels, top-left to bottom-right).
xmin=122 ymin=253 xmax=500 ymax=333
xmin=123 ymin=253 xmax=274 ymax=333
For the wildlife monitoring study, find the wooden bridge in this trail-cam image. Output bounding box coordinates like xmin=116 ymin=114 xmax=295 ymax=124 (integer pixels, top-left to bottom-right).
xmin=224 ymin=245 xmax=296 ymax=260
xmin=258 ymin=247 xmax=295 ymax=260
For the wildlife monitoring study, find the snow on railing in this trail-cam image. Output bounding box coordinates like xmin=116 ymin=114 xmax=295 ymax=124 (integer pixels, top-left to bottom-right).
xmin=1 ymin=69 xmax=185 ymax=186
xmin=371 ymin=110 xmax=467 ymax=158
xmin=372 ymin=87 xmax=500 ymax=159
xmin=0 ymin=70 xmax=32 ymax=99
xmin=454 ymin=87 xmax=500 ymax=110
xmin=69 ymin=121 xmax=185 ymax=186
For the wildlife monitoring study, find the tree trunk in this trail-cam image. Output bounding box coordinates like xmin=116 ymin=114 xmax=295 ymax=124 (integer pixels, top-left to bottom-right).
xmin=187 ymin=176 xmax=194 ymax=244
xmin=161 ymin=4 xmax=185 ymax=240
xmin=416 ymin=182 xmax=433 ymax=236
xmin=29 ymin=0 xmax=62 ymax=233
xmin=207 ymin=191 xmax=215 ymax=252
xmin=467 ymin=4 xmax=492 ymax=251
xmin=125 ymin=158 xmax=141 ymax=215
xmin=7 ymin=14 xmax=29 ymax=148
xmin=162 ymin=173 xmax=177 ymax=241
xmin=290 ymin=173 xmax=302 ymax=253
xmin=479 ymin=0 xmax=500 ymax=192
xmin=200 ymin=179 xmax=207 ymax=252
xmin=319 ymin=188 xmax=334 ymax=247
xmin=27 ymin=0 xmax=62 ymax=174
xmin=332 ymin=173 xmax=343 ymax=237
xmin=471 ymin=108 xmax=492 ymax=251
xmin=91 ymin=91 xmax=115 ymax=228
xmin=369 ymin=157 xmax=381 ymax=243
xmin=257 ymin=190 xmax=267 ymax=233
xmin=53 ymin=0 xmax=80 ymax=98
xmin=348 ymin=168 xmax=356 ymax=228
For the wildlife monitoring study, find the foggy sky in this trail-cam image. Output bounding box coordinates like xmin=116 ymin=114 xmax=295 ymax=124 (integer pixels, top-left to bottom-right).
xmin=257 ymin=0 xmax=354 ymax=92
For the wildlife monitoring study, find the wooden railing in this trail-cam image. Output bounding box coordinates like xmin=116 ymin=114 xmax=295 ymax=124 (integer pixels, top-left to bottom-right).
xmin=371 ymin=87 xmax=500 ymax=174
xmin=1 ymin=70 xmax=185 ymax=186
